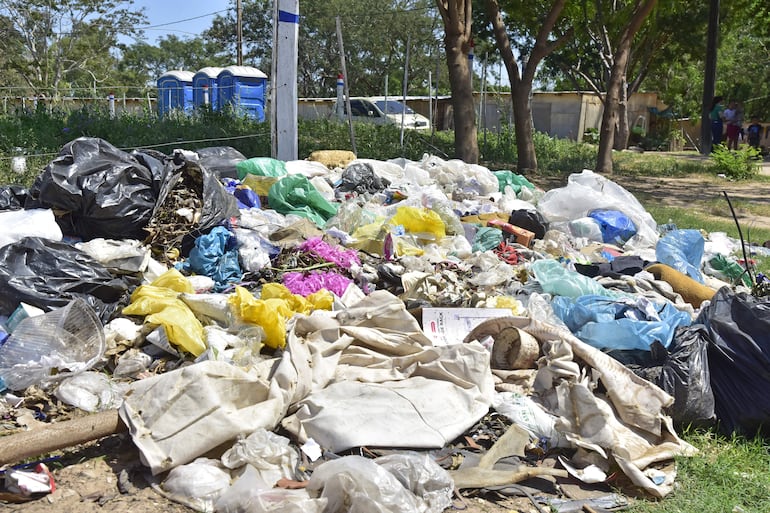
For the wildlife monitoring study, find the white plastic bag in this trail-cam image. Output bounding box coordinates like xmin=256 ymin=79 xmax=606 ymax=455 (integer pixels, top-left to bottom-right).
xmin=374 ymin=452 xmax=454 ymax=513
xmin=307 ymin=456 xmax=426 ymax=513
xmin=492 ymin=391 xmax=568 ymax=449
xmin=215 ymin=465 xmax=326 ymax=513
xmin=55 ymin=371 xmax=126 ymax=412
xmin=0 ymin=209 xmax=62 ymax=249
xmin=537 ymin=169 xmax=658 ymax=250
xmin=220 ymin=428 xmax=299 ymax=487
xmin=162 ymin=458 xmax=232 ymax=513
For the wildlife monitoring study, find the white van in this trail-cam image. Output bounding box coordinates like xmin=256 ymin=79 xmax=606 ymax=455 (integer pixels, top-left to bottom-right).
xmin=345 ymin=97 xmax=431 ymax=130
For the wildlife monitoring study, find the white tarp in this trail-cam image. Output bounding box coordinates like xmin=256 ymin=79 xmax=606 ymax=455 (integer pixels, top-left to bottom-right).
xmin=120 ymin=290 xmax=495 ymax=474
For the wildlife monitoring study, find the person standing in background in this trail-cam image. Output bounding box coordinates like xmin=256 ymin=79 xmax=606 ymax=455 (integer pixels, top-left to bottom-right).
xmin=709 ymin=96 xmax=726 ymax=151
xmin=735 ymin=101 xmax=745 ymax=144
xmin=747 ymin=116 xmax=762 ymax=151
xmin=724 ymin=100 xmax=740 ymax=150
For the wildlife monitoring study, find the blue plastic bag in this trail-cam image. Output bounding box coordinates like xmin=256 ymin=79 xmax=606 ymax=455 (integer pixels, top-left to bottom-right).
xmin=588 ymin=209 xmax=637 ymax=245
xmin=655 ymin=229 xmax=705 ymax=283
xmin=552 ymin=295 xmax=692 ymax=351
xmin=181 ymin=226 xmax=242 ymax=291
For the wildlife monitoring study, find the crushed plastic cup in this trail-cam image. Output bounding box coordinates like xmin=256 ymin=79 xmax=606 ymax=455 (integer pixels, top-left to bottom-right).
xmin=0 ymin=299 xmax=105 ymax=391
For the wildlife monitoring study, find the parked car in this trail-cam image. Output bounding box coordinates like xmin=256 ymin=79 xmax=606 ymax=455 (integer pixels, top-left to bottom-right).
xmin=346 ymin=97 xmax=431 ymax=130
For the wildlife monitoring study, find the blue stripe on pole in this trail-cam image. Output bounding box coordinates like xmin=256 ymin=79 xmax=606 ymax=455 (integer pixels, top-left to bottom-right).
xmin=278 ymin=10 xmax=299 ymax=23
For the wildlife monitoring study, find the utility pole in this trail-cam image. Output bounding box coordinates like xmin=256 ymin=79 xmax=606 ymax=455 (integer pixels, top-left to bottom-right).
xmin=336 ymin=16 xmax=356 ymax=155
xmin=271 ymin=0 xmax=299 ymax=160
xmin=236 ymin=0 xmax=243 ymax=66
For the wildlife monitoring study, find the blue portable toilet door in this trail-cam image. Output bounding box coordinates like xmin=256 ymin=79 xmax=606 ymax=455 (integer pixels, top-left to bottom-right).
xmin=193 ymin=67 xmax=223 ymax=111
xmin=157 ymin=70 xmax=195 ymax=116
xmin=235 ymin=80 xmax=266 ymax=121
xmin=216 ymin=66 xmax=268 ymax=121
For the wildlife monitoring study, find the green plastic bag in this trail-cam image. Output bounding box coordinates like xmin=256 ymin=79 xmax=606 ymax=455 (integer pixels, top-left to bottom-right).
xmin=531 ymin=259 xmax=623 ymax=299
xmin=493 ymin=170 xmax=536 ymax=194
xmin=708 ymin=254 xmax=752 ymax=287
xmin=268 ymin=175 xmax=338 ymax=227
xmin=472 ymin=226 xmax=504 ymax=252
xmin=236 ymin=157 xmax=287 ymax=179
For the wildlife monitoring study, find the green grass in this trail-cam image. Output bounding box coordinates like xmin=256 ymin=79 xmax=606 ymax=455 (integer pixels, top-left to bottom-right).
xmin=613 ymin=151 xmax=715 ymax=177
xmin=645 ymin=204 xmax=770 ymax=243
xmin=627 ymin=429 xmax=770 ymax=513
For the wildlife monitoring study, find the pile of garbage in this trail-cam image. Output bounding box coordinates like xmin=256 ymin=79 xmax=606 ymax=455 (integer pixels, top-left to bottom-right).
xmin=1 ymin=137 xmax=770 ymax=511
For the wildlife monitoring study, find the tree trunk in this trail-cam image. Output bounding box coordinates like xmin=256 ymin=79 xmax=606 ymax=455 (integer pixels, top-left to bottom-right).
xmin=437 ymin=0 xmax=478 ymax=164
xmin=484 ymin=0 xmax=569 ymax=173
xmin=615 ymin=77 xmax=630 ymax=150
xmin=445 ymin=38 xmax=479 ymax=163
xmin=511 ymin=89 xmax=537 ymax=172
xmin=596 ymin=0 xmax=658 ymax=173
xmin=597 ymin=65 xmax=623 ymax=173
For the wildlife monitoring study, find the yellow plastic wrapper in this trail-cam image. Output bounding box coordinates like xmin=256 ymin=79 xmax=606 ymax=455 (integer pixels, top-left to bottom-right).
xmin=229 ymin=285 xmax=333 ymax=349
xmin=390 ymin=206 xmax=446 ymax=241
xmin=123 ymin=270 xmax=205 ymax=356
xmin=350 ymin=220 xmax=388 ymax=255
xmin=150 ymin=268 xmax=195 ymax=293
xmin=488 ymin=295 xmax=526 ymax=316
xmin=392 ymin=235 xmax=425 ymax=257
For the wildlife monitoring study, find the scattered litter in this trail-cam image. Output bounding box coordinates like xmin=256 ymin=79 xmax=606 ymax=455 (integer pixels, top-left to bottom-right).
xmin=1 ymin=137 xmax=767 ymax=511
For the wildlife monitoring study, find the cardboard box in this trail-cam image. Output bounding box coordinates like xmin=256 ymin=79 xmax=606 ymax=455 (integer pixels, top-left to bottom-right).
xmin=422 ymin=308 xmax=511 ymax=346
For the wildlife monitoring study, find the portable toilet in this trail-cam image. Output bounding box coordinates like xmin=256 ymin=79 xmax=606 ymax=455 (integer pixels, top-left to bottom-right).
xmin=157 ymin=70 xmax=195 ymax=116
xmin=217 ymin=65 xmax=268 ymax=121
xmin=193 ymin=67 xmax=223 ymax=110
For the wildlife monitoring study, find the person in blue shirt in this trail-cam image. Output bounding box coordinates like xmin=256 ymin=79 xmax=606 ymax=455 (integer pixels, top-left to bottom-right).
xmin=747 ymin=116 xmax=762 ymax=150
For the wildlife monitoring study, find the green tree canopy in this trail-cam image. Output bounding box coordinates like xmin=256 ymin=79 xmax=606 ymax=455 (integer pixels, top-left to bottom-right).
xmin=205 ymin=0 xmax=445 ymax=98
xmin=0 ymin=0 xmax=145 ymax=98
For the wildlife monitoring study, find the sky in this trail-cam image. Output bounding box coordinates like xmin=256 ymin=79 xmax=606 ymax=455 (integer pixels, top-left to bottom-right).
xmin=131 ymin=0 xmax=232 ymax=43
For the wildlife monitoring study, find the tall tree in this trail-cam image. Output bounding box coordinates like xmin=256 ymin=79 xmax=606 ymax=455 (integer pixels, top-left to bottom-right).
xmin=483 ymin=0 xmax=572 ymax=172
xmin=436 ymin=0 xmax=478 ymax=163
xmin=596 ymin=0 xmax=657 ymax=173
xmin=545 ymin=1 xmax=701 ymax=153
xmin=0 ymin=0 xmax=145 ymax=98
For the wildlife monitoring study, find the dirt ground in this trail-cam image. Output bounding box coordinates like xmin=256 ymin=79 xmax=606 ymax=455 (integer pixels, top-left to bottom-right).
xmin=3 ymin=160 xmax=770 ymax=513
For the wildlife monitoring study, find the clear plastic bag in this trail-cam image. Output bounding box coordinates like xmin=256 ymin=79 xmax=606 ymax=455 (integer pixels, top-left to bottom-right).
xmin=374 ymin=452 xmax=454 ymax=513
xmin=307 ymin=455 xmax=426 ymax=513
xmin=0 ymin=299 xmax=105 ymax=391
xmin=55 ymin=371 xmax=126 ymax=412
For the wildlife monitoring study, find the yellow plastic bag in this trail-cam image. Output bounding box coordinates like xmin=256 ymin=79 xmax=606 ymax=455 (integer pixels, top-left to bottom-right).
xmin=390 ymin=206 xmax=446 ymax=241
xmin=229 ymin=285 xmax=333 ymax=349
xmin=230 ymin=287 xmax=289 ymax=349
xmin=123 ymin=270 xmax=205 ymax=356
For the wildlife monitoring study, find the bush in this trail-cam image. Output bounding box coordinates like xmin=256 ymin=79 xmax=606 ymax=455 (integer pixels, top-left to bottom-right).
xmin=710 ymin=143 xmax=761 ymax=180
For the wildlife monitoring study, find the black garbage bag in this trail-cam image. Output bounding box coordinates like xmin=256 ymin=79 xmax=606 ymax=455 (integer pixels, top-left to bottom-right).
xmin=634 ymin=326 xmax=716 ymax=427
xmin=146 ymin=153 xmax=240 ymax=260
xmin=195 ymin=146 xmax=247 ymax=179
xmin=508 ymin=209 xmax=548 ymax=239
xmin=337 ymin=162 xmax=390 ymax=195
xmin=26 ymin=137 xmax=159 ymax=241
xmin=0 ymin=185 xmax=28 ymax=211
xmin=0 ymin=237 xmax=131 ymax=323
xmin=696 ymin=287 xmax=770 ymax=436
